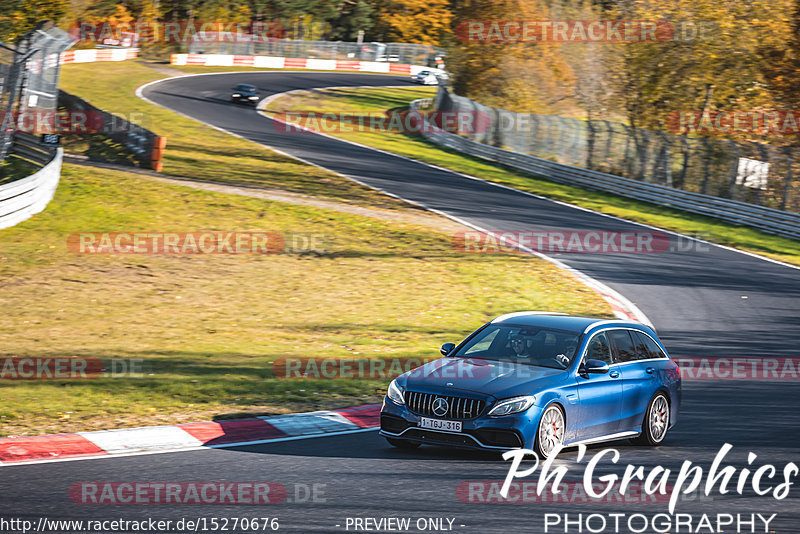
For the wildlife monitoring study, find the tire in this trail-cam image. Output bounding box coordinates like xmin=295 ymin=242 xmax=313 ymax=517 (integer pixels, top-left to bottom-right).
xmin=386 ymin=437 xmax=420 ymax=449
xmin=534 ymin=404 xmax=565 ymax=459
xmin=631 ymin=393 xmax=670 ymax=445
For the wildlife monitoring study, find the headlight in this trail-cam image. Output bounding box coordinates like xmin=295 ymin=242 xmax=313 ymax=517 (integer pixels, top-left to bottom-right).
xmin=248 ymin=96 xmax=259 ymax=100
xmin=387 ymin=379 xmax=405 ymax=405
xmin=232 ymin=93 xmax=241 ymax=97
xmin=488 ymin=395 xmax=535 ymax=416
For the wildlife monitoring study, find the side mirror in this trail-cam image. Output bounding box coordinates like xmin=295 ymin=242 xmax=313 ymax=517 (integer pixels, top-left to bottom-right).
xmin=440 ymin=343 xmax=456 ymax=356
xmin=582 ymin=359 xmax=609 ymax=374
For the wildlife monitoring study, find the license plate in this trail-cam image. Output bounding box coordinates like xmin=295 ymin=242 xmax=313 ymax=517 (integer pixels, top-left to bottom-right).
xmin=419 ymin=417 xmax=462 ymax=432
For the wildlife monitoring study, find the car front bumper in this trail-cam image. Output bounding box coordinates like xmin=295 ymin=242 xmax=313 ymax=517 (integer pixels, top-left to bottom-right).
xmin=380 ymin=397 xmax=541 ymax=451
xmin=232 ymin=96 xmax=258 ymax=105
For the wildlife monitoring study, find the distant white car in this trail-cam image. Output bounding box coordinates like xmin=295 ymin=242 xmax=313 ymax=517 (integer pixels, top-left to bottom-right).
xmin=411 ymin=70 xmax=439 ymax=85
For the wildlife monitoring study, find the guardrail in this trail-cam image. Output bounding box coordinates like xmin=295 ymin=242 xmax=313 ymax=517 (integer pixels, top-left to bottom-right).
xmin=11 ymin=133 xmax=56 ymax=166
xmin=411 ymin=99 xmax=800 ymax=240
xmin=0 ymin=143 xmax=63 ymax=230
xmin=59 ymin=90 xmax=167 ymax=171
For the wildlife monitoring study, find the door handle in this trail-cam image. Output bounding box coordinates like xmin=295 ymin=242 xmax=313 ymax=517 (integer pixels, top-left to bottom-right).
xmin=646 ymin=367 xmax=655 ymax=374
xmin=609 ymin=371 xmax=620 ymax=378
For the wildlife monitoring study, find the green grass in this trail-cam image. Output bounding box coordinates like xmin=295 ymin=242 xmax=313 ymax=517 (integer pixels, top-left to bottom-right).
xmin=267 ymin=87 xmax=800 ymax=266
xmin=0 ymin=62 xmax=612 ymax=436
xmin=0 ymin=165 xmax=610 ymax=436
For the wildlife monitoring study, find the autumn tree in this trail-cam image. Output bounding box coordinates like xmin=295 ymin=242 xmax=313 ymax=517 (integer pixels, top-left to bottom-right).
xmin=374 ymin=0 xmax=452 ymax=45
xmin=611 ymin=0 xmax=793 ymax=136
xmin=327 ymin=0 xmax=374 ymax=41
xmin=445 ymin=0 xmax=576 ymax=114
xmin=0 ymin=0 xmax=70 ymax=42
xmin=760 ymin=0 xmax=800 ymax=144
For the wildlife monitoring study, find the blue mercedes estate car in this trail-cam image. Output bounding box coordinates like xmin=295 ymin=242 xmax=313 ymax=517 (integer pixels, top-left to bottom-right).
xmin=380 ymin=312 xmax=681 ymax=457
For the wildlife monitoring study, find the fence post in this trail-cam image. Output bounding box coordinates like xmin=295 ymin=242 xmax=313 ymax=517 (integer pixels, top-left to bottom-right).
xmin=656 ymin=132 xmax=672 ymax=187
xmin=637 ymin=130 xmax=651 ymax=182
xmin=726 ymin=140 xmax=740 ymax=200
xmin=782 ymin=147 xmax=794 ymax=211
xmin=676 ymin=137 xmax=690 ymax=190
xmin=701 ymin=138 xmax=712 ymax=195
xmin=755 ymin=143 xmax=770 ymax=206
xmin=621 ymin=124 xmax=633 ymax=178
xmin=586 ymin=119 xmax=595 ymax=169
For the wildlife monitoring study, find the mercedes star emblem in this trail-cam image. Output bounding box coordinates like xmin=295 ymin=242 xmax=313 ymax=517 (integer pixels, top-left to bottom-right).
xmin=432 ymin=397 xmax=449 ymax=417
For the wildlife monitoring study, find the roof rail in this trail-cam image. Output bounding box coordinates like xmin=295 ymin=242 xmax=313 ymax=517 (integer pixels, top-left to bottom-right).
xmin=582 ymin=319 xmax=642 ymax=333
xmin=491 ymin=311 xmax=569 ymax=323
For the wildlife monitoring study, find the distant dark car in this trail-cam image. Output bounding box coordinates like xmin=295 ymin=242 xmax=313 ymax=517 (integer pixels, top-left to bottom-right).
xmin=231 ymin=84 xmax=260 ymax=106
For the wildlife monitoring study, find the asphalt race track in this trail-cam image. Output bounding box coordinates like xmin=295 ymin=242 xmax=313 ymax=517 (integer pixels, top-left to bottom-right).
xmin=2 ymin=72 xmax=798 ymax=534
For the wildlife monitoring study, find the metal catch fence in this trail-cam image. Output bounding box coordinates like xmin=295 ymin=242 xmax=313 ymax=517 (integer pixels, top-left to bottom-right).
xmin=188 ymin=35 xmax=445 ymax=67
xmin=0 ymin=22 xmax=74 ymax=162
xmin=434 ymin=88 xmax=800 ymax=215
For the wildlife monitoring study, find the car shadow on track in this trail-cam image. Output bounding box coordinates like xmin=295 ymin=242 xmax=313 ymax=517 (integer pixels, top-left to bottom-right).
xmin=218 ymin=429 xmax=659 ymax=464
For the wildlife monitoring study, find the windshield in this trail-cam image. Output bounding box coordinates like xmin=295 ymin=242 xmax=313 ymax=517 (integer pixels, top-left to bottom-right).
xmin=454 ymin=324 xmax=580 ymax=369
xmin=236 ymin=84 xmax=256 ymax=92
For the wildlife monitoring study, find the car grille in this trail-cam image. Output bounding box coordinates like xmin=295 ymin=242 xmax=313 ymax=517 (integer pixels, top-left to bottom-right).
xmin=404 ymin=391 xmax=485 ymax=419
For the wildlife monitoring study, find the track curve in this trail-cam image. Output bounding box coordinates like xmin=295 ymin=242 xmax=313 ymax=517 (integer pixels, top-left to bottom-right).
xmin=1 ymin=71 xmax=797 ymax=534
xmin=140 ymin=71 xmax=800 ymax=360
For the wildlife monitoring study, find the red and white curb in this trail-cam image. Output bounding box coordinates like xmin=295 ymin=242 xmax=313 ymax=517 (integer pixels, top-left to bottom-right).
xmin=170 ymin=53 xmax=443 ymax=77
xmin=61 ymin=48 xmax=139 ymax=64
xmin=0 ymin=404 xmax=380 ymax=466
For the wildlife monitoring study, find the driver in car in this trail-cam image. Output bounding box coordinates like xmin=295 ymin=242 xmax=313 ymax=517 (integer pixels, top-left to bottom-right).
xmin=509 ymin=333 xmax=534 ymax=358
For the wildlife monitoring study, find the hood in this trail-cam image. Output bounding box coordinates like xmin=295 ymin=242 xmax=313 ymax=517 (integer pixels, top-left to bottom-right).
xmin=399 ymin=356 xmax=566 ymax=399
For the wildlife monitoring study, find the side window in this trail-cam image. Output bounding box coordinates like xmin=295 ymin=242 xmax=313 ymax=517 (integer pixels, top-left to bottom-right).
xmin=630 ymin=331 xmax=650 ymax=360
xmin=584 ymin=332 xmax=613 ymax=365
xmin=608 ymin=330 xmax=638 ymax=363
xmin=633 ymin=331 xmax=668 ymax=359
